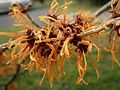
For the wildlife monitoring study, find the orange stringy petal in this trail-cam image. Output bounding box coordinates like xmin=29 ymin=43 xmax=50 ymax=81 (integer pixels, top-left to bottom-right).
xmin=76 ymin=52 xmax=87 ymax=84
xmin=89 ymin=56 xmax=100 ymax=80
xmin=92 ymin=43 xmax=101 ymax=62
xmin=111 ymin=32 xmax=120 ymax=66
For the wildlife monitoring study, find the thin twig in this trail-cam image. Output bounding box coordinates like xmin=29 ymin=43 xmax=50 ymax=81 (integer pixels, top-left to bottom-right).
xmin=0 ymin=68 xmax=27 ymax=89
xmin=0 ymin=43 xmax=9 ymax=54
xmin=79 ymin=26 xmax=107 ymax=37
xmin=94 ymin=0 xmax=118 ymax=17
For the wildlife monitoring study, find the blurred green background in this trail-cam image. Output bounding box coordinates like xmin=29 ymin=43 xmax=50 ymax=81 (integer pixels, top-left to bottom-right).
xmin=1 ymin=0 xmax=120 ymax=90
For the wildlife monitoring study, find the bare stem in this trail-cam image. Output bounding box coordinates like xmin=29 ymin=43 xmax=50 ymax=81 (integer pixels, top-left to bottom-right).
xmin=79 ymin=27 xmax=107 ymax=37
xmin=94 ymin=0 xmax=118 ymax=17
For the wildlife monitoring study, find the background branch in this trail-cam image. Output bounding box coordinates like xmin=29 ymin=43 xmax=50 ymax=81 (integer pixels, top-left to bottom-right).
xmin=93 ymin=0 xmax=118 ymax=17
xmin=0 ymin=64 xmax=20 ymax=90
xmin=0 ymin=66 xmax=27 ymax=90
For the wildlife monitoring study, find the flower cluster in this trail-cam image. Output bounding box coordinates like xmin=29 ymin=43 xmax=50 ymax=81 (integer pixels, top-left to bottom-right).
xmin=0 ymin=0 xmax=120 ymax=87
